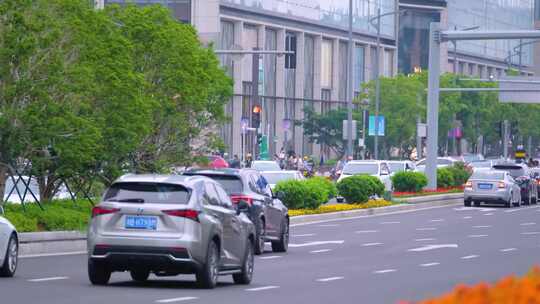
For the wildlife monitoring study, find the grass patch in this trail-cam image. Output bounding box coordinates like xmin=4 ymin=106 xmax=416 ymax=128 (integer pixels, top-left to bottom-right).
xmin=288 ymin=200 xmax=395 ymax=217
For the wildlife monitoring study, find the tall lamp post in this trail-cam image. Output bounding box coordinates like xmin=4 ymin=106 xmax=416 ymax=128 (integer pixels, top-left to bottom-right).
xmin=346 ymin=0 xmax=354 ymax=158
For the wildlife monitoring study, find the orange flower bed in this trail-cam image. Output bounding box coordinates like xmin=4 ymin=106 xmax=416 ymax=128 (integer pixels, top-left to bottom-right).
xmin=400 ymin=267 xmax=540 ymax=304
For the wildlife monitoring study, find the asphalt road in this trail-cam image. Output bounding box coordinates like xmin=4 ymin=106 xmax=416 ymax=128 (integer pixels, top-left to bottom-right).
xmin=3 ymin=203 xmax=540 ymax=304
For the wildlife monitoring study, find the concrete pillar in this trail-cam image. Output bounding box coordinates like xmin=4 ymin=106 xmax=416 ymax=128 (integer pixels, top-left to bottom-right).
xmin=294 ymin=32 xmax=306 ymax=156
xmin=192 ymin=0 xmax=220 ymax=44
xmin=312 ymin=35 xmax=323 ymax=158
xmin=364 ymin=45 xmax=372 ymax=82
xmin=331 ymin=38 xmax=340 ymax=107
xmin=275 ymin=28 xmax=286 ymax=153
xmin=231 ymin=21 xmax=244 ymax=157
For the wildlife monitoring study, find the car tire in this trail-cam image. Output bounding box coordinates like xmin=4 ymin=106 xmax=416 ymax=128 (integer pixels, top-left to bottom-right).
xmin=271 ymin=219 xmax=289 ymax=253
xmin=196 ymin=241 xmax=219 ymax=289
xmin=0 ymin=234 xmax=18 ymax=277
xmin=130 ymin=269 xmax=150 ymax=282
xmin=473 ymin=201 xmax=480 ymax=207
xmin=88 ymin=258 xmax=111 ymax=285
xmin=464 ymin=200 xmax=471 ymax=207
xmin=233 ymin=240 xmax=254 ymax=285
xmin=254 ymin=218 xmax=265 ymax=255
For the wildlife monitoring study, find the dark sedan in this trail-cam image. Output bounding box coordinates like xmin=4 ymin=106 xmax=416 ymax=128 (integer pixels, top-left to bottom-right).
xmin=493 ymin=162 xmax=538 ymax=205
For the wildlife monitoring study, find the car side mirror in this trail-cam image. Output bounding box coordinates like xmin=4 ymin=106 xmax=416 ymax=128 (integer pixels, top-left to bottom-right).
xmin=273 ymin=191 xmax=285 ymax=200
xmin=236 ymin=201 xmax=250 ymax=215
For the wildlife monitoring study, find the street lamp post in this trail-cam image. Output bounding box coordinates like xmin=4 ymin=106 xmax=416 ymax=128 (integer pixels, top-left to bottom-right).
xmin=346 ymin=0 xmax=354 ymax=158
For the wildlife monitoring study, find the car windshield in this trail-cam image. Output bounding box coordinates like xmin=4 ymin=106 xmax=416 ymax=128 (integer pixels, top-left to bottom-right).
xmin=104 ymin=182 xmax=190 ymax=204
xmin=492 ymin=166 xmax=526 ymax=178
xmin=261 ymin=172 xmax=297 ymax=184
xmin=471 ymin=171 xmax=504 ymax=180
xmin=252 ymin=162 xmax=280 ymax=171
xmin=388 ymin=163 xmax=405 ymax=173
xmin=342 ymin=163 xmax=379 ymax=175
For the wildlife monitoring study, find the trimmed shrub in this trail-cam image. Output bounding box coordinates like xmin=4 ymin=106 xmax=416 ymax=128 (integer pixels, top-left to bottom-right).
xmin=446 ymin=162 xmax=472 ymax=186
xmin=274 ymin=180 xmax=325 ymax=209
xmin=392 ymin=171 xmax=428 ymax=192
xmin=337 ymin=175 xmax=385 ymax=204
xmin=305 ymin=176 xmax=337 ymax=200
xmin=437 ymin=168 xmax=455 ymax=188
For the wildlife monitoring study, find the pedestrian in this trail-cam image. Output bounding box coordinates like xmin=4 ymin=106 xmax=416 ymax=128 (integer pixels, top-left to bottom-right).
xmin=230 ymin=154 xmax=240 ymax=168
xmin=246 ymin=153 xmax=253 ymax=168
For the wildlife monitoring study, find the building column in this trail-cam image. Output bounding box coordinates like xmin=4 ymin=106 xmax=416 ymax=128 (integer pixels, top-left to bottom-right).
xmin=294 ymin=32 xmax=306 ymax=156
xmin=231 ymin=21 xmax=244 ymax=157
xmin=331 ymin=38 xmax=340 ymax=108
xmin=312 ymin=35 xmax=323 ymax=158
xmin=364 ymin=45 xmax=372 ymax=82
xmin=275 ymin=28 xmax=286 ymax=153
xmin=191 ymin=0 xmax=220 ymax=44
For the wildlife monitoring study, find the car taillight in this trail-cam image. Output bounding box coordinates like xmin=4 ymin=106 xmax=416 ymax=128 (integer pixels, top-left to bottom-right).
xmin=465 ymin=181 xmax=473 ymax=188
xmin=498 ymin=182 xmax=506 ymax=189
xmin=230 ymin=195 xmax=253 ymax=206
xmin=162 ymin=209 xmax=199 ymax=222
xmin=91 ymin=206 xmax=120 ymax=218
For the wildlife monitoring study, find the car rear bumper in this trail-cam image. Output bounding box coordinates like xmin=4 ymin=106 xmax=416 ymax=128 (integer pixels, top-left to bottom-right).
xmin=89 ymin=245 xmax=201 ymax=273
xmin=464 ymin=190 xmax=510 ymax=203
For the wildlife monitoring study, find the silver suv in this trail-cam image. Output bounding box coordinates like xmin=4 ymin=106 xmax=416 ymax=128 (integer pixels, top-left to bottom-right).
xmin=87 ymin=174 xmax=256 ymax=289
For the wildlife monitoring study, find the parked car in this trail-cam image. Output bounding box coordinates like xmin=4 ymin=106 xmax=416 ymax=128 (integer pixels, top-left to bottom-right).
xmin=0 ymin=206 xmax=18 ymax=277
xmin=337 ymin=160 xmax=393 ymax=191
xmin=87 ymin=174 xmax=255 ymax=288
xmin=470 ymin=160 xmax=495 ymax=171
xmin=261 ymin=170 xmax=305 ymax=190
xmin=493 ymin=162 xmax=538 ymax=205
xmin=250 ymin=160 xmax=281 ymax=172
xmin=464 ymin=169 xmax=521 ymax=207
xmin=415 ymin=157 xmax=458 ymax=172
xmin=183 ymin=168 xmax=289 ymax=255
xmin=387 ymin=160 xmax=416 ymax=173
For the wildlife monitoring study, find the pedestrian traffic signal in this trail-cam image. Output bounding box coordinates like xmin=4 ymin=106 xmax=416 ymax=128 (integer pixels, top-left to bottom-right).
xmin=252 ymin=105 xmax=261 ymax=128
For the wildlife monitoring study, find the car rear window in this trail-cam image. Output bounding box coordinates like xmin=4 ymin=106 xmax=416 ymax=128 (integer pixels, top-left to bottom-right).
xmin=261 ymin=172 xmax=296 ymax=184
xmin=194 ymin=174 xmax=243 ymax=195
xmin=471 ymin=171 xmax=504 ymax=180
xmin=104 ymin=182 xmax=190 ymax=204
xmin=492 ymin=166 xmax=525 ymax=178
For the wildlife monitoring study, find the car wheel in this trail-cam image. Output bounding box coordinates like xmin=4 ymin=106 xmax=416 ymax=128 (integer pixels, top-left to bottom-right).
xmin=233 ymin=239 xmax=254 ymax=285
xmin=254 ymin=219 xmax=265 ymax=255
xmin=464 ymin=200 xmax=471 ymax=207
xmin=0 ymin=234 xmax=18 ymax=277
xmin=271 ymin=219 xmax=289 ymax=253
xmin=196 ymin=241 xmax=219 ymax=289
xmin=130 ymin=269 xmax=150 ymax=282
xmin=88 ymin=258 xmax=111 ymax=285
xmin=473 ymin=201 xmax=480 ymax=207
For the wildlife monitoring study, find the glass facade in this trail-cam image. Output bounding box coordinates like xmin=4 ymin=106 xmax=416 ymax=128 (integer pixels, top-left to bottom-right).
xmin=221 ymin=0 xmax=397 ymax=38
xmin=447 ymin=0 xmax=535 ymax=65
xmin=104 ymin=0 xmax=191 ymax=23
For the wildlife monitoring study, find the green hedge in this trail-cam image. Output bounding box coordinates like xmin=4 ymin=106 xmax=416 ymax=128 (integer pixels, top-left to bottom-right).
xmin=336 ymin=175 xmax=385 ymax=204
xmin=2 ymin=199 xmax=94 ymax=232
xmin=446 ymin=162 xmax=472 ymax=186
xmin=305 ymin=176 xmax=337 ymax=200
xmin=391 ymin=171 xmax=428 ymax=192
xmin=274 ymin=177 xmax=337 ymax=210
xmin=437 ymin=168 xmax=455 ymax=188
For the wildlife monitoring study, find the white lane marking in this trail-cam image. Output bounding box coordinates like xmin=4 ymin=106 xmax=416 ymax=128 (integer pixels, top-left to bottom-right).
xmin=415 ymin=238 xmax=437 ymax=242
xmin=292 ymin=233 xmax=316 ymax=237
xmin=28 ymin=276 xmax=69 ymax=282
xmin=246 ymin=286 xmax=280 ymax=292
xmin=521 ymin=232 xmax=540 ymax=235
xmin=500 ymin=248 xmax=517 ymax=252
xmin=291 ymin=203 xmax=461 ymax=227
xmin=473 ymin=225 xmax=492 ymax=228
xmin=362 ymin=242 xmax=383 ymax=247
xmin=289 ymin=240 xmax=345 ymax=248
xmin=521 ymin=222 xmax=536 ymax=226
xmin=484 ymin=213 xmax=494 ymax=216
xmin=505 ymin=206 xmax=540 ymax=213
xmin=259 ymin=256 xmax=282 ymax=260
xmin=316 ymin=276 xmax=344 ymax=282
xmin=454 ymin=207 xmax=495 ymax=212
xmin=416 ymin=228 xmax=437 ymax=231
xmin=373 ymin=269 xmax=397 ymax=274
xmin=20 ymin=251 xmax=86 ymax=259
xmin=461 ymin=255 xmax=479 ymax=260
xmin=355 ymin=230 xmax=379 ymax=234
xmin=420 ymin=262 xmax=440 ymax=267
xmin=319 ymin=224 xmax=340 ymax=227
xmin=430 ymin=219 xmax=444 ymax=222
xmin=468 ymin=234 xmax=488 ymax=238
xmin=380 ymin=221 xmax=401 ymax=225
xmin=155 ymin=297 xmax=199 ymax=303
xmin=463 ymin=216 xmax=472 ymax=219
xmin=310 ymin=249 xmax=332 ymax=254
xmin=408 ymin=244 xmax=458 ymax=252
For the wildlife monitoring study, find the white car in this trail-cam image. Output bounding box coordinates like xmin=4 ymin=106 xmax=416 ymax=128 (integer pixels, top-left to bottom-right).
xmin=0 ymin=206 xmax=18 ymax=277
xmin=337 ymin=160 xmax=393 ymax=191
xmin=387 ymin=160 xmax=416 ymax=173
xmin=261 ymin=170 xmax=305 ymax=190
xmin=415 ymin=157 xmax=458 ymax=172
xmin=250 ymin=161 xmax=281 ymax=172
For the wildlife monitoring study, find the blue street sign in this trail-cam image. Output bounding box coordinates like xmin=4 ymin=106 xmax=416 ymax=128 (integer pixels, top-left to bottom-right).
xmin=368 ymin=115 xmax=385 ymax=136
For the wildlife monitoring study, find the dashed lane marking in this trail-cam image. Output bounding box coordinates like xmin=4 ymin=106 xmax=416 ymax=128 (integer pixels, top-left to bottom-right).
xmin=380 ymin=221 xmax=401 ymax=225
xmin=484 ymin=213 xmax=494 ymax=216
xmin=420 ymin=262 xmax=440 ymax=267
xmin=500 ymin=248 xmax=517 ymax=252
xmin=292 ymin=234 xmax=316 ymax=237
xmin=430 ymin=219 xmax=445 ymax=222
xmin=373 ymin=269 xmax=397 ymax=274
xmin=355 ymin=230 xmax=379 ymax=234
xmin=408 ymin=244 xmax=458 ymax=252
xmin=289 ymin=240 xmax=345 ymax=248
xmin=246 ymin=286 xmax=280 ymax=292
xmin=415 ymin=238 xmax=437 ymax=242
xmin=461 ymin=255 xmax=479 ymax=260
xmin=259 ymin=256 xmax=283 ymax=260
xmin=505 ymin=206 xmax=540 ymax=213
xmin=416 ymin=228 xmax=437 ymax=231
xmin=521 ymin=232 xmax=540 ymax=235
xmin=463 ymin=216 xmax=472 ymax=219
xmin=362 ymin=243 xmax=383 ymax=247
xmin=473 ymin=225 xmax=492 ymax=228
xmin=28 ymin=276 xmax=69 ymax=282
xmin=316 ymin=277 xmax=344 ymax=282
xmin=155 ymin=297 xmax=199 ymax=303
xmin=521 ymin=222 xmax=536 ymax=226
xmin=310 ymin=249 xmax=332 ymax=254
xmin=468 ymin=234 xmax=488 ymax=238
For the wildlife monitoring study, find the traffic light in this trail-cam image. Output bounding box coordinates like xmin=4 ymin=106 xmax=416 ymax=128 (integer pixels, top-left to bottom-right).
xmin=257 ymin=134 xmax=263 ymax=145
xmin=252 ymin=105 xmax=261 ymax=129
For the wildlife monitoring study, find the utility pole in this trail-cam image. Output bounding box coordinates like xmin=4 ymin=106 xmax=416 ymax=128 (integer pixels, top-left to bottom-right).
xmin=346 ymin=0 xmax=354 ymax=158
xmin=503 ymin=120 xmax=509 ymax=159
xmin=374 ymin=8 xmax=382 ymax=160
xmin=416 ymin=93 xmax=422 ymax=160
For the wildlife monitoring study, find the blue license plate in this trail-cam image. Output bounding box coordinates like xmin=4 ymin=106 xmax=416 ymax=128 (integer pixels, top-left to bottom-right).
xmin=125 ymin=216 xmax=157 ymax=230
xmin=478 ymin=183 xmax=493 ymax=190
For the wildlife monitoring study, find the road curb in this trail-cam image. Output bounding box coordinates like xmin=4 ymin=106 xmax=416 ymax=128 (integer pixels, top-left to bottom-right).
xmin=290 ymin=193 xmax=463 ymax=225
xmin=18 ymin=193 xmax=464 ymax=257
